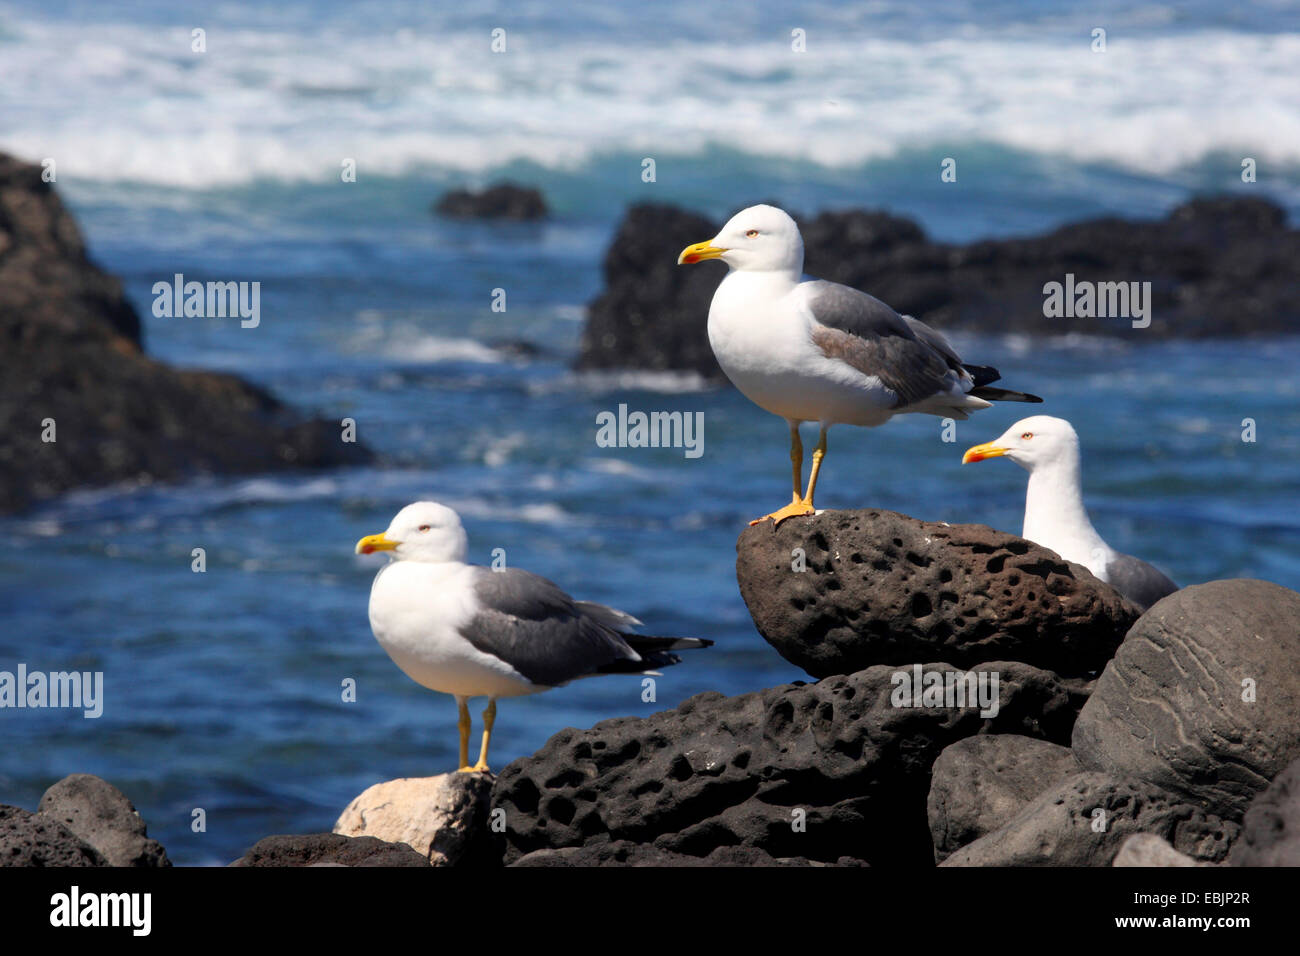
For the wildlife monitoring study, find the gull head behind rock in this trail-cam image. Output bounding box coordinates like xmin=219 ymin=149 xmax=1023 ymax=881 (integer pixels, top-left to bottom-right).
xmin=962 ymin=415 xmax=1081 ymax=472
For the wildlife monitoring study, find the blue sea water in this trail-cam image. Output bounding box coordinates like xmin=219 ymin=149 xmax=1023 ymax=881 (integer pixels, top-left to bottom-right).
xmin=0 ymin=1 xmax=1298 ymax=864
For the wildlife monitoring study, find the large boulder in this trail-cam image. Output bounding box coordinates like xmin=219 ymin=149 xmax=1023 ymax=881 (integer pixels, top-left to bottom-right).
xmin=36 ymin=774 xmax=170 ymax=867
xmin=574 ymin=196 xmax=1299 ymax=376
xmin=1228 ymin=756 xmax=1300 ymax=866
xmin=0 ymin=152 xmax=372 ymax=514
xmin=229 ymin=833 xmax=430 ymax=867
xmin=939 ymin=773 xmax=1237 ymax=867
xmin=334 ymin=773 xmax=496 ymax=866
xmin=576 ymin=203 xmax=724 ymax=378
xmin=927 ymin=735 xmax=1078 ymax=862
xmin=1072 ymin=579 xmax=1300 ymax=820
xmin=492 ymin=660 xmax=1083 ymax=866
xmin=737 ymin=509 xmax=1139 ymax=679
xmin=0 ymin=805 xmax=108 ymax=867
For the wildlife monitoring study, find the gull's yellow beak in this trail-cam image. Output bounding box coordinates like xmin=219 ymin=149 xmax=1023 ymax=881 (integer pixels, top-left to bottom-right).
xmin=355 ymin=533 xmax=398 ymax=555
xmin=677 ymin=240 xmax=727 ymax=265
xmin=962 ymin=442 xmax=1009 ymax=465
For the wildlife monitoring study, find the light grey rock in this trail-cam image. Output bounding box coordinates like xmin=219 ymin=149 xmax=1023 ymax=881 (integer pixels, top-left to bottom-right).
xmin=37 ymin=774 xmax=169 ymax=867
xmin=928 ymin=734 xmax=1078 ymax=862
xmin=334 ymin=773 xmax=495 ymax=866
xmin=1113 ymin=833 xmax=1209 ymax=867
xmin=939 ymin=772 xmax=1237 ymax=867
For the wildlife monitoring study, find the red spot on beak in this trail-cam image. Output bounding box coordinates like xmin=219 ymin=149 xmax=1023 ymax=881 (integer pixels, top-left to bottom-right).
xmin=359 ymin=543 xmax=375 ymax=554
xmin=681 ymin=253 xmax=700 ymax=264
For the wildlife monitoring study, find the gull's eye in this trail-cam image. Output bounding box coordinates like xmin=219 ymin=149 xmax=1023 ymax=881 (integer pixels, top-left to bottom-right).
xmin=418 ymin=524 xmax=431 ymax=532
xmin=745 ymin=229 xmax=759 ymax=238
xmin=1021 ymin=432 xmax=1033 ymax=440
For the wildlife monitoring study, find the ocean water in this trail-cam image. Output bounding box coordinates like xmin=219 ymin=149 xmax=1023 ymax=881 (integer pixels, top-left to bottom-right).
xmin=1 ymin=1 xmax=1298 ymax=865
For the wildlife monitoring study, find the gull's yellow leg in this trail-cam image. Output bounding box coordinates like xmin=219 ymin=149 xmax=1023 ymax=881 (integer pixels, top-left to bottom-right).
xmin=803 ymin=426 xmax=828 ymax=511
xmin=751 ymin=422 xmax=818 ymax=526
xmin=455 ymin=696 xmax=472 ymax=772
xmin=468 ymin=699 xmax=497 ymax=773
xmin=788 ymin=421 xmax=804 ymax=504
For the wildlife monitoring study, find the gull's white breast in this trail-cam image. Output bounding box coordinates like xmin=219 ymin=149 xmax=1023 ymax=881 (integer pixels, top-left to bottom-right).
xmin=368 ymin=560 xmax=539 ymax=699
xmin=707 ymin=273 xmax=895 ymax=427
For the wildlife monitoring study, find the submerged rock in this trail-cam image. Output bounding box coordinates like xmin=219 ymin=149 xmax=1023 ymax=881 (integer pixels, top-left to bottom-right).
xmin=492 ymin=660 xmax=1082 ymax=866
xmin=1072 ymin=579 xmax=1300 ymax=820
xmin=736 ymin=509 xmax=1139 ymax=679
xmin=575 ymin=196 xmax=1299 ymax=377
xmin=433 ymin=182 xmax=548 ymax=220
xmin=0 ymin=152 xmax=372 ymax=514
xmin=939 ymin=772 xmax=1237 ymax=867
xmin=334 ymin=773 xmax=496 ymax=867
xmin=37 ymin=774 xmax=170 ymax=867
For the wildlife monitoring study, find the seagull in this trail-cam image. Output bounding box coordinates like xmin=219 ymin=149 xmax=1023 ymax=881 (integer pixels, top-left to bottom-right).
xmin=962 ymin=415 xmax=1179 ymax=610
xmin=678 ymin=204 xmax=1042 ymax=525
xmin=354 ymin=501 xmax=712 ymax=773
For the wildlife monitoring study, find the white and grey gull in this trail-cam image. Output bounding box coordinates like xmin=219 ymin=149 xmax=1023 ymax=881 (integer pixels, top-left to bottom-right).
xmin=677 ymin=203 xmax=1042 ymax=525
xmin=355 ymin=501 xmax=711 ymax=773
xmin=962 ymin=415 xmax=1179 ymax=610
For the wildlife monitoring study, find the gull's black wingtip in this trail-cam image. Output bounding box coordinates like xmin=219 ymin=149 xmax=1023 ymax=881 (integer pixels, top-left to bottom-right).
xmin=970 ymin=386 xmax=1044 ymax=403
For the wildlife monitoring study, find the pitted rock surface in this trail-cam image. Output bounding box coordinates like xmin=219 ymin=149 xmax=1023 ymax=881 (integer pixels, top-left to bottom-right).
xmin=737 ymin=509 xmax=1140 ymax=678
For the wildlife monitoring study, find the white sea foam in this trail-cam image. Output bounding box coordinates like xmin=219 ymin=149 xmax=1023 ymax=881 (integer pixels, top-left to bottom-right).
xmin=2 ymin=12 xmax=1297 ymax=186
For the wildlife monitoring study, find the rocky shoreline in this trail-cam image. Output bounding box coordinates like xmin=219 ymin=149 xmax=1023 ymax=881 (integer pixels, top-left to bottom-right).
xmin=0 ymin=153 xmax=372 ymax=515
xmin=8 ymin=511 xmax=1297 ymax=867
xmin=576 ymin=196 xmax=1299 ymax=380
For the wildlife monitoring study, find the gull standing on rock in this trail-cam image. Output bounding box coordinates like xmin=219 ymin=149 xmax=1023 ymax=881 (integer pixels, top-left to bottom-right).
xmin=678 ymin=204 xmax=1042 ymax=525
xmin=962 ymin=415 xmax=1179 ymax=610
xmin=355 ymin=501 xmax=712 ymax=773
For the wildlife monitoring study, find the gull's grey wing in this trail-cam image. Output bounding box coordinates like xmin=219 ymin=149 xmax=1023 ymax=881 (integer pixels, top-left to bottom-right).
xmin=460 ymin=567 xmax=641 ymax=687
xmin=802 ymin=280 xmax=961 ymax=407
xmin=901 ymin=314 xmax=965 ymax=371
xmin=574 ymin=600 xmax=643 ymax=630
xmin=1106 ymin=553 xmax=1179 ymax=611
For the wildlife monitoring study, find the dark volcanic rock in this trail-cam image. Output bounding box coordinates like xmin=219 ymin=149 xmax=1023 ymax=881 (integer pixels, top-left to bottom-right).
xmin=940 ymin=773 xmax=1238 ymax=867
xmin=736 ymin=508 xmax=1140 ymax=679
xmin=0 ymin=805 xmax=108 ymax=867
xmin=37 ymin=774 xmax=170 ymax=867
xmin=229 ymin=833 xmax=430 ymax=867
xmin=433 ymin=182 xmax=548 ymax=220
xmin=492 ymin=660 xmax=1082 ymax=866
xmin=511 ymin=841 xmax=853 ymax=867
xmin=576 ymin=196 xmax=1299 ymax=377
xmin=576 ymin=203 xmax=724 ymax=378
xmin=927 ymin=735 xmax=1078 ymax=862
xmin=0 ymin=152 xmax=372 ymax=514
xmin=1073 ymin=579 xmax=1300 ymax=820
xmin=1228 ymin=757 xmax=1300 ymax=866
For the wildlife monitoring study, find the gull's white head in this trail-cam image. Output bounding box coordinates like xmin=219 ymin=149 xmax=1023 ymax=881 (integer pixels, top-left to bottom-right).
xmin=355 ymin=501 xmax=468 ymax=563
xmin=962 ymin=415 xmax=1080 ymax=472
xmin=677 ymin=204 xmax=803 ymax=275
